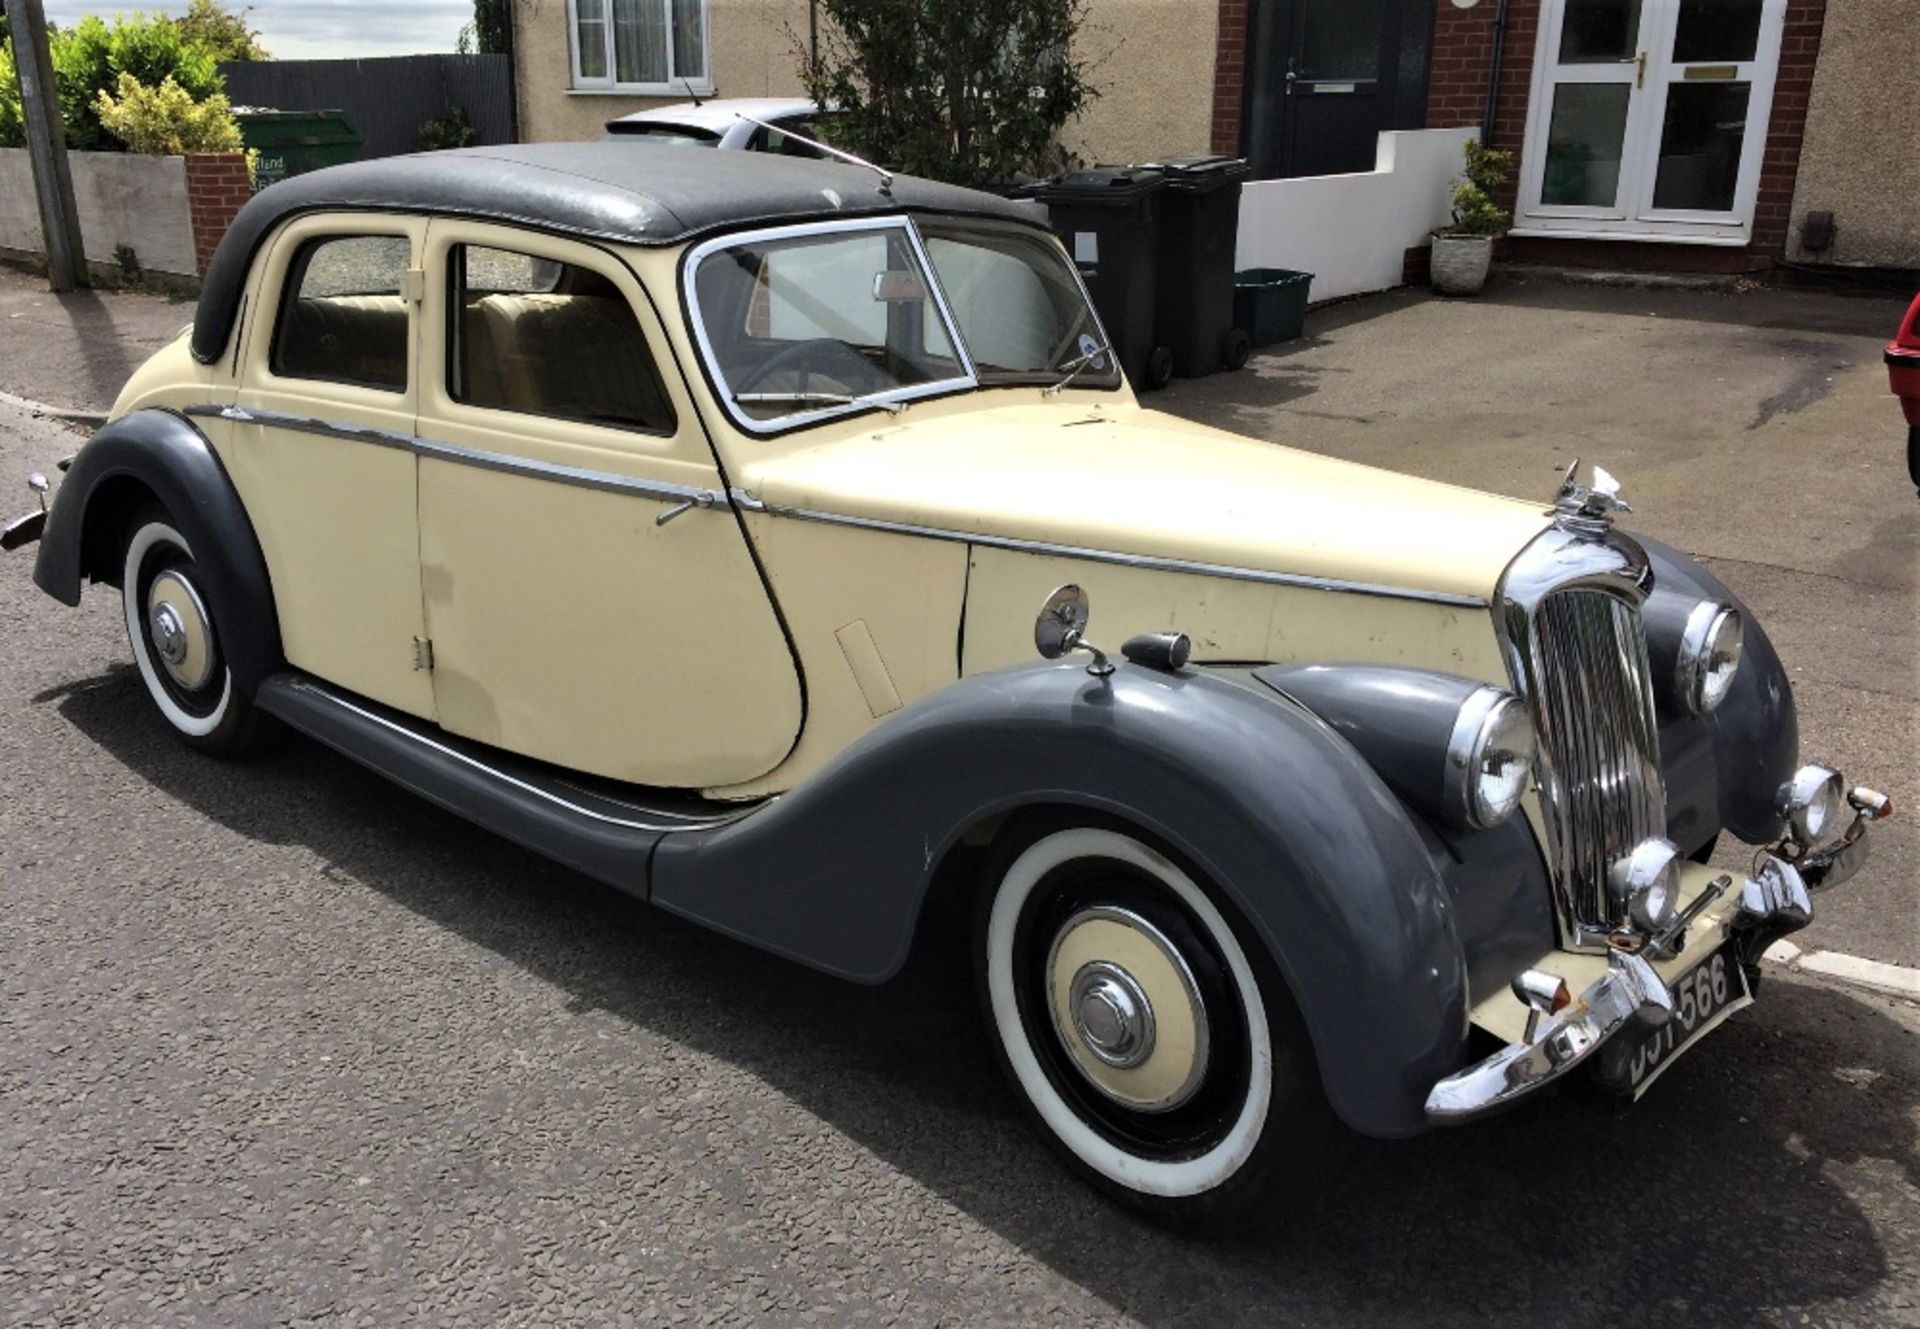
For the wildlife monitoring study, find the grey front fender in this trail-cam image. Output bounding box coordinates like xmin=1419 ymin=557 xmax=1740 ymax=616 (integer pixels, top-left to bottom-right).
xmin=652 ymin=659 xmax=1469 ymax=1139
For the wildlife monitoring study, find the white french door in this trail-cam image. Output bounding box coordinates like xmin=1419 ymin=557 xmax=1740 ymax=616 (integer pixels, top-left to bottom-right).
xmin=1514 ymin=0 xmax=1786 ymax=242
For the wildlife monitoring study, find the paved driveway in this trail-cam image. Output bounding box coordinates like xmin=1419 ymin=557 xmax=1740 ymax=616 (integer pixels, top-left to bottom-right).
xmin=1 ymin=269 xmax=1915 ymax=1326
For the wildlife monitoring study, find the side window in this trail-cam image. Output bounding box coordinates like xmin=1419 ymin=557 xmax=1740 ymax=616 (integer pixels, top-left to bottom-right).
xmin=271 ymin=234 xmax=412 ymax=391
xmin=748 ymin=120 xmax=827 ymax=159
xmin=448 ymin=244 xmax=676 ymax=434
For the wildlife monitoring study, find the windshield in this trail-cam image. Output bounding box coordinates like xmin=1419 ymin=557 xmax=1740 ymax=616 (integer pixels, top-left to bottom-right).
xmin=689 ymin=219 xmax=1116 ymax=430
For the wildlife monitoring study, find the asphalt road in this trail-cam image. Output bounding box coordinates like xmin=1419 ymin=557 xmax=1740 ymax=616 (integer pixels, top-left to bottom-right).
xmin=2 ymin=271 xmax=1917 ymax=1326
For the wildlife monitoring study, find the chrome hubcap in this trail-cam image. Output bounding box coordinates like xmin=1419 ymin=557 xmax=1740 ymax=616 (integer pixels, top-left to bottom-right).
xmin=1070 ymin=963 xmax=1155 ymax=1068
xmin=145 ymin=570 xmax=215 ymax=692
xmin=1046 ymin=906 xmax=1210 ymax=1113
xmin=150 ymin=604 xmax=187 ymax=665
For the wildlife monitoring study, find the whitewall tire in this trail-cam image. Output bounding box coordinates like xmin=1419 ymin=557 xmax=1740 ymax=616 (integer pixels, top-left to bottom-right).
xmin=978 ymin=821 xmax=1338 ymax=1223
xmin=121 ymin=516 xmax=260 ymax=754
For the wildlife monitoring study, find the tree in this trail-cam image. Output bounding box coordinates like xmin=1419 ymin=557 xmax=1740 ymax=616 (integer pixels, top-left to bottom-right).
xmin=52 ymin=13 xmax=224 ymax=151
xmin=175 ymin=0 xmax=270 ymax=63
xmin=798 ymin=0 xmax=1095 ymax=188
xmin=95 ymin=70 xmax=243 ymax=154
xmin=472 ymin=0 xmax=511 ymax=56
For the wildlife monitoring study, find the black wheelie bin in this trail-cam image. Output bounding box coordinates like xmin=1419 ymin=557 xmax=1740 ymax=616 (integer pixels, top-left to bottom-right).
xmin=1025 ymin=166 xmax=1174 ymax=391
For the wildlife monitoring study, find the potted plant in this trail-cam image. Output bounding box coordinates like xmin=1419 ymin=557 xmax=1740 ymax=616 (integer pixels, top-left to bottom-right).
xmin=1431 ymin=141 xmax=1513 ymax=296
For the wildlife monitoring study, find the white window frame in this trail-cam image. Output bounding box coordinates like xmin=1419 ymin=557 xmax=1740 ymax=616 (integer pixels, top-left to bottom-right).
xmin=566 ymin=0 xmax=714 ymax=96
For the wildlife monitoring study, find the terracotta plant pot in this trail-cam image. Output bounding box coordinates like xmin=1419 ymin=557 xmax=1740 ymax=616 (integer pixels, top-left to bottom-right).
xmin=1430 ymin=234 xmax=1494 ymax=296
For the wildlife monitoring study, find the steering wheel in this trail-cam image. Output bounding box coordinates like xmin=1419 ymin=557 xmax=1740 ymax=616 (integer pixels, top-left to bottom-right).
xmin=735 ymin=338 xmax=892 ymax=395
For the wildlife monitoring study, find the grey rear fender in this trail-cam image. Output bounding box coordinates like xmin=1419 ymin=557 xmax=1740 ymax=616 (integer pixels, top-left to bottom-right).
xmin=653 ymin=659 xmax=1471 ymax=1139
xmin=33 ymin=408 xmax=281 ymax=693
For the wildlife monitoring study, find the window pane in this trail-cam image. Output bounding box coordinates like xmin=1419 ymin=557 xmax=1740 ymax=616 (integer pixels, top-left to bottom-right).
xmin=1298 ymin=0 xmax=1383 ymax=80
xmin=1540 ymin=83 xmax=1630 ymax=207
xmin=671 ymin=0 xmax=705 ymax=80
xmin=453 ymin=245 xmax=675 ymax=433
xmin=1651 ymin=81 xmax=1750 ymax=211
xmin=612 ymin=0 xmax=667 ymax=85
xmin=920 ymin=223 xmax=1116 ymax=387
xmin=1673 ymin=0 xmax=1762 ymax=62
xmin=273 ymin=235 xmax=410 ymax=390
xmin=575 ymin=0 xmax=609 ymax=80
xmin=1558 ymin=0 xmax=1641 ymax=62
xmin=694 ymin=228 xmax=966 ymax=423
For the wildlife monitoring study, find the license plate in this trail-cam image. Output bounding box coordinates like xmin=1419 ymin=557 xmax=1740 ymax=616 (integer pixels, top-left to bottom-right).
xmin=1594 ymin=945 xmax=1752 ymax=1097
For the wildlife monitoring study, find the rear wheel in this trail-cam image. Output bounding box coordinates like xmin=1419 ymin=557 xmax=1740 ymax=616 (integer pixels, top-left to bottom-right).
xmin=121 ymin=514 xmax=262 ymax=755
xmin=977 ymin=820 xmax=1339 ymax=1224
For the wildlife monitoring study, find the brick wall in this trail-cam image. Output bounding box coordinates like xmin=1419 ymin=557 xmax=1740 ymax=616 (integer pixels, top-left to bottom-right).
xmin=1751 ymin=0 xmax=1826 ymax=257
xmin=1422 ymin=0 xmax=1826 ymax=268
xmin=1210 ymin=0 xmax=1248 ymax=157
xmin=184 ymin=152 xmax=252 ymax=276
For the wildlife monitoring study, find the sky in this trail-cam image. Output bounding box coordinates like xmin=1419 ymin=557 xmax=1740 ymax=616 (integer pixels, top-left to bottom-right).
xmin=41 ymin=0 xmax=474 ymax=60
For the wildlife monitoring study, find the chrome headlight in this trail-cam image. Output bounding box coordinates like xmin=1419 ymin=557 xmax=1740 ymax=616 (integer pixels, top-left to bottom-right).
xmin=1676 ymin=602 xmax=1743 ymax=714
xmin=1609 ymin=838 xmax=1682 ymax=932
xmin=1447 ymin=689 xmax=1537 ymax=830
xmin=1778 ymin=764 xmax=1846 ymax=846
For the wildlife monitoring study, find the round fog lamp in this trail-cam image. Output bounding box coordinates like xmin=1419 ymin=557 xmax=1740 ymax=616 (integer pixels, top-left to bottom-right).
xmin=1610 ymin=838 xmax=1682 ymax=933
xmin=1677 ymin=602 xmax=1743 ymax=714
xmin=1778 ymin=764 xmax=1846 ymax=846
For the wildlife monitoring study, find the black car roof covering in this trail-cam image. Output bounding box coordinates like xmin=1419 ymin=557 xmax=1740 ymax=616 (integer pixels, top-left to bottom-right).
xmin=190 ymin=142 xmax=1038 ymax=364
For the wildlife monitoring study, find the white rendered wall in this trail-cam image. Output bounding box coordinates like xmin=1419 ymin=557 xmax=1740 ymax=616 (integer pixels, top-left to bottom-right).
xmin=1235 ymin=129 xmax=1479 ymax=303
xmin=0 ymin=149 xmax=197 ymax=279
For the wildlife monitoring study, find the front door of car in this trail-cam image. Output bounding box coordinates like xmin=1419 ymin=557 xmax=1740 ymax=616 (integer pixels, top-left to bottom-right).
xmin=414 ymin=220 xmax=802 ymax=789
xmin=233 ymin=214 xmax=436 ymax=718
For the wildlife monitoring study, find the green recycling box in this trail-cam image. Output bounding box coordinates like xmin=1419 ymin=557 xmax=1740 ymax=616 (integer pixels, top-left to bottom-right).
xmin=236 ymin=111 xmax=364 ymax=191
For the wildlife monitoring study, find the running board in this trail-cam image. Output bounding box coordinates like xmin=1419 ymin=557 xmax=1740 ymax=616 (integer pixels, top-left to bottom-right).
xmin=254 ymin=673 xmax=767 ymax=897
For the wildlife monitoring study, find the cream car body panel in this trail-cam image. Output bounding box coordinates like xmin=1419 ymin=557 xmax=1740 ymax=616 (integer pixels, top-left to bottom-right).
xmin=231 ymin=212 xmax=435 ymax=718
xmin=413 ymin=220 xmax=801 ymax=788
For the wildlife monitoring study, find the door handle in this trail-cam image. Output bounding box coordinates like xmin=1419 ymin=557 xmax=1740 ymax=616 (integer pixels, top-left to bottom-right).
xmin=1635 ymin=50 xmax=1647 ymax=88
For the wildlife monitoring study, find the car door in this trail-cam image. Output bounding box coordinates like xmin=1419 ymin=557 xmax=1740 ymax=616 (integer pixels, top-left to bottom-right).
xmin=414 ymin=219 xmax=802 ymax=788
xmin=230 ymin=214 xmax=435 ymax=718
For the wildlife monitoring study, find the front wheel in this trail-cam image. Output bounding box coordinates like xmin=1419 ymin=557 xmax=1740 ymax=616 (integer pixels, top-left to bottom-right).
xmin=977 ymin=821 xmax=1339 ymax=1224
xmin=121 ymin=514 xmax=263 ymax=755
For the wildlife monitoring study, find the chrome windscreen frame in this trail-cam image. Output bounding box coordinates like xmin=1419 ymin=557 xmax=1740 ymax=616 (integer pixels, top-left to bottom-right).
xmin=680 ymin=213 xmax=1120 ymax=437
xmin=680 ymin=216 xmax=980 ymax=436
xmin=1493 ymin=523 xmax=1662 ymax=950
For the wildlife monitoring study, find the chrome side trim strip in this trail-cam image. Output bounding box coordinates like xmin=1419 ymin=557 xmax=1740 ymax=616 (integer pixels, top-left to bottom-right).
xmin=728 ymin=488 xmax=1488 ymax=607
xmin=284 ymin=677 xmax=761 ymax=833
xmin=184 ymin=403 xmax=724 ymax=510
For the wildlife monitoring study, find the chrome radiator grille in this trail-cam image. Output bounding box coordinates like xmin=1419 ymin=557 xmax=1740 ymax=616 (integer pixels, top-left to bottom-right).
xmin=1524 ymin=589 xmax=1667 ymax=933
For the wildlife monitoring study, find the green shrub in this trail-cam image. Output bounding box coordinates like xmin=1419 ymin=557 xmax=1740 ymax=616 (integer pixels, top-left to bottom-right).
xmin=1442 ymin=140 xmax=1515 ymax=238
xmin=175 ymin=0 xmax=269 ymax=63
xmin=798 ymin=0 xmax=1096 ymax=189
xmin=0 ymin=42 xmax=23 ymax=149
xmin=95 ymin=71 xmax=242 ymax=155
xmin=54 ymin=13 xmax=223 ymax=151
xmin=417 ymin=104 xmax=477 ymax=152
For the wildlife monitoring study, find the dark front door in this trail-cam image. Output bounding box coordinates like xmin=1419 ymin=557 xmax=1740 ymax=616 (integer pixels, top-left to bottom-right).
xmin=1242 ymin=0 xmax=1432 ymax=179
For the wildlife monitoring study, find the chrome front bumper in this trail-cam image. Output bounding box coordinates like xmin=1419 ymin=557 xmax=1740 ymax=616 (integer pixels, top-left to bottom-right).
xmin=1425 ymin=788 xmax=1887 ymax=1125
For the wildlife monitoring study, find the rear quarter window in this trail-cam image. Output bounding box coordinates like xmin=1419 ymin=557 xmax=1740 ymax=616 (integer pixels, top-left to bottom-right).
xmin=271 ymin=234 xmax=412 ymax=391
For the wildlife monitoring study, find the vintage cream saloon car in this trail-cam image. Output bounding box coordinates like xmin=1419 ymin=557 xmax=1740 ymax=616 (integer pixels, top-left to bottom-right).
xmin=8 ymin=145 xmax=1891 ymax=1222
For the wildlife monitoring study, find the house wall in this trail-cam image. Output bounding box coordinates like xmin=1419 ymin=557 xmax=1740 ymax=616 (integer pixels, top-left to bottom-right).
xmin=510 ymin=0 xmax=811 ymax=145
xmin=1236 ymin=128 xmax=1476 ymax=302
xmin=510 ymin=0 xmax=1216 ymax=164
xmin=1420 ymin=0 xmax=1828 ymax=271
xmin=1786 ymin=0 xmax=1920 ymax=269
xmin=0 ymin=148 xmax=197 ymax=280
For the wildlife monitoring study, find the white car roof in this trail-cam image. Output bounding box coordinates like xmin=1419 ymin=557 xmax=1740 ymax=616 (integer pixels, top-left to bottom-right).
xmin=607 ymin=98 xmax=822 ymax=133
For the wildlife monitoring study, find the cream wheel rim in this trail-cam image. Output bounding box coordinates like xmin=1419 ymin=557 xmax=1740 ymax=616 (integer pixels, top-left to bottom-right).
xmin=146 ymin=570 xmax=216 ymax=693
xmin=1046 ymin=906 xmax=1210 ymax=1112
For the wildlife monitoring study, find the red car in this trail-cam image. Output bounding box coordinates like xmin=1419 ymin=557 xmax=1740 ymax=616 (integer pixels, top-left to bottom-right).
xmin=1887 ymin=291 xmax=1920 ymax=495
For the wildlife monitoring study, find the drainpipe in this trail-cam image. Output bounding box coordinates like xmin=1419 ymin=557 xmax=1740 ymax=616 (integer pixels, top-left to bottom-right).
xmin=808 ymin=0 xmax=820 ymax=76
xmin=1481 ymin=0 xmax=1511 ymax=143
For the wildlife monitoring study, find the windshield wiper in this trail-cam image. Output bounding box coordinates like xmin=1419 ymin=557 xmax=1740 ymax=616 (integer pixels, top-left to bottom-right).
xmin=732 ymin=390 xmax=906 ymax=415
xmin=1042 ymin=341 xmax=1114 ymax=396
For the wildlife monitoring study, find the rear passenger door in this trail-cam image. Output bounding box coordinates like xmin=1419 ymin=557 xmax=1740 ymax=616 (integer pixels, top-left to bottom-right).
xmin=414 ymin=220 xmax=802 ymax=789
xmin=232 ymin=214 xmax=436 ymax=718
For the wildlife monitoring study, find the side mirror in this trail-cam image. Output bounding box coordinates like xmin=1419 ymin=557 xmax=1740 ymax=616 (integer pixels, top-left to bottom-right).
xmin=1034 ymin=583 xmax=1113 ymax=676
